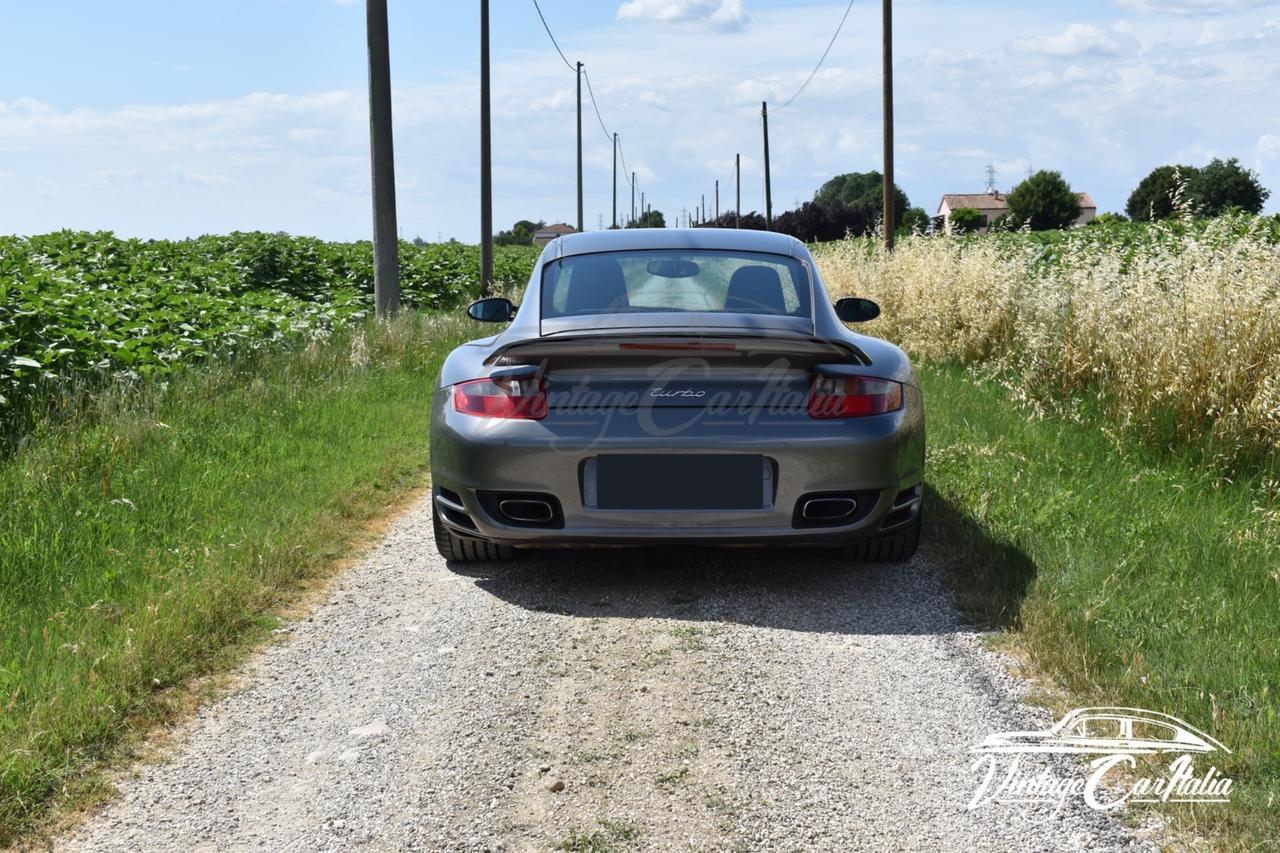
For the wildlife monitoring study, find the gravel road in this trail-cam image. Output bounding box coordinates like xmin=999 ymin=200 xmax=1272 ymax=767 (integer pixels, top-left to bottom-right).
xmin=59 ymin=496 xmax=1157 ymax=852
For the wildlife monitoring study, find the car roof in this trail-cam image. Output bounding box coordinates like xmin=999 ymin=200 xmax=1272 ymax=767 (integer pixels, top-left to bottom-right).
xmin=551 ymin=227 xmax=803 ymax=259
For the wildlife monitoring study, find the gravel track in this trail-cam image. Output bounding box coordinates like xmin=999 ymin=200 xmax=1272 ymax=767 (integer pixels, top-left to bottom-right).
xmin=58 ymin=496 xmax=1156 ymax=852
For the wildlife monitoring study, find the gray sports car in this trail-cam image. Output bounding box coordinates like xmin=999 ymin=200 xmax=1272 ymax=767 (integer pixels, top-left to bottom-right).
xmin=429 ymin=228 xmax=924 ymax=563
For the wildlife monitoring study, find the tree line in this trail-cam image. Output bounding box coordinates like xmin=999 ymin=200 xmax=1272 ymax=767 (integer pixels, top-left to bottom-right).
xmin=492 ymin=157 xmax=1270 ymax=244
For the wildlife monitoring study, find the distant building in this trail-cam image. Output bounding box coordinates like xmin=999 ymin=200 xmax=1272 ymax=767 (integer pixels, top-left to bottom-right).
xmin=935 ymin=191 xmax=1096 ymax=232
xmin=532 ymin=223 xmax=577 ymax=246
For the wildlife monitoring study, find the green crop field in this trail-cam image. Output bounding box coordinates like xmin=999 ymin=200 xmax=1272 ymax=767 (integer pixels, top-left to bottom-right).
xmin=0 ymin=231 xmax=538 ymax=438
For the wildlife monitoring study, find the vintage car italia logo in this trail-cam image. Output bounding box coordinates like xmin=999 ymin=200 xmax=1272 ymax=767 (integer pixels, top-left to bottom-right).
xmin=969 ymin=707 xmax=1233 ymax=812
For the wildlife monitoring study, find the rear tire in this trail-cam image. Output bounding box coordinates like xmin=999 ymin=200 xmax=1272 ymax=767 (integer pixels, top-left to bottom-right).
xmin=839 ymin=511 xmax=921 ymax=563
xmin=432 ymin=504 xmax=515 ymax=563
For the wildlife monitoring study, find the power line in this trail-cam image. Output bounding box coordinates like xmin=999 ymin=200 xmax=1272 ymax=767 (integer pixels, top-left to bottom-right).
xmin=530 ymin=0 xmax=642 ymax=212
xmin=617 ymin=137 xmax=633 ymax=188
xmin=776 ymin=0 xmax=856 ymax=109
xmin=586 ymin=70 xmax=637 ymax=189
xmin=582 ymin=69 xmax=614 ymax=144
xmin=531 ymin=0 xmax=575 ymax=71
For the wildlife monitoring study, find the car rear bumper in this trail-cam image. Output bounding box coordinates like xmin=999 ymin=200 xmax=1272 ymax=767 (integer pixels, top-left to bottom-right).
xmin=428 ymin=385 xmax=925 ymax=546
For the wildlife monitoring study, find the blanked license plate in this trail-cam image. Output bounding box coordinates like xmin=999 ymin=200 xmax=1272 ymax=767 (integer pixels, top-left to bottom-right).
xmin=595 ymin=454 xmax=766 ymax=510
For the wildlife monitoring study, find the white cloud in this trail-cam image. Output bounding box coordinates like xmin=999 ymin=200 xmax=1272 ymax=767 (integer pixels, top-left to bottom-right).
xmin=616 ymin=0 xmax=748 ymax=31
xmin=1117 ymin=0 xmax=1278 ymax=14
xmin=1257 ymin=134 xmax=1280 ymax=162
xmin=1015 ymin=23 xmax=1138 ymax=57
xmin=177 ymin=169 xmax=230 ymax=186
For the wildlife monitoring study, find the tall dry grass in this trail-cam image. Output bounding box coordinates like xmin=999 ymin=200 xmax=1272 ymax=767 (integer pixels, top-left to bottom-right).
xmin=815 ymin=217 xmax=1280 ymax=471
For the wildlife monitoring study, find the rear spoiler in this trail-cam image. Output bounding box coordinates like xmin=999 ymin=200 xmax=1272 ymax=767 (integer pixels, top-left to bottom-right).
xmin=486 ymin=332 xmax=872 ymax=368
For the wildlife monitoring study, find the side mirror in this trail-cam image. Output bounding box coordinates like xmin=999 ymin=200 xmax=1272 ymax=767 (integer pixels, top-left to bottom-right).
xmin=834 ymin=297 xmax=881 ymax=324
xmin=466 ymin=297 xmax=517 ymax=323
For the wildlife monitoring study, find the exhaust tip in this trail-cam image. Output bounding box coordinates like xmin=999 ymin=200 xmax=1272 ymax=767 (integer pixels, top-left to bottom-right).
xmin=801 ymin=497 xmax=857 ymax=521
xmin=477 ymin=491 xmax=565 ymax=529
xmin=498 ymin=498 xmax=555 ymax=524
xmin=792 ymin=489 xmax=879 ymax=528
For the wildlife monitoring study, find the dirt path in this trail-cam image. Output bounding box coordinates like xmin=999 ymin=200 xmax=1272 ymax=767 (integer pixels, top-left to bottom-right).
xmin=58 ymin=497 xmax=1155 ymax=851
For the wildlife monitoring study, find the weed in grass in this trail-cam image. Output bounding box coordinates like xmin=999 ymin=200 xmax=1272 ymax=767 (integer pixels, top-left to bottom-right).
xmin=655 ymin=767 xmax=690 ymax=787
xmin=557 ymin=820 xmax=639 ymax=852
xmin=669 ymin=625 xmax=709 ymax=652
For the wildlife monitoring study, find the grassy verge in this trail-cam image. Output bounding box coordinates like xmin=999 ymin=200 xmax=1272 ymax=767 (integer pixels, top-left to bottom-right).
xmin=0 ymin=312 xmax=474 ymax=843
xmin=921 ymin=364 xmax=1279 ymax=849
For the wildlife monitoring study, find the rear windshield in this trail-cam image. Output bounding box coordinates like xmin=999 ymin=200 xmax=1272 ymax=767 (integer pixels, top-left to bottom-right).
xmin=541 ymin=250 xmax=812 ymax=319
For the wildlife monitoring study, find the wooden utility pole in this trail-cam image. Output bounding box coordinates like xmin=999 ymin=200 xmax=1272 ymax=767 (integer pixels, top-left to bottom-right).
xmin=715 ymin=180 xmax=719 ymax=221
xmin=366 ymin=0 xmax=399 ymax=317
xmin=631 ymin=171 xmax=636 ymax=225
xmin=882 ymin=0 xmax=895 ymax=251
xmin=479 ymin=0 xmax=493 ymax=294
xmin=612 ymin=133 xmax=618 ymax=228
xmin=761 ymin=101 xmax=773 ymax=230
xmin=640 ymin=191 xmax=645 ymax=224
xmin=576 ymin=62 xmax=584 ymax=232
xmin=701 ymin=193 xmax=705 ymax=223
xmin=735 ymin=153 xmax=741 ymax=228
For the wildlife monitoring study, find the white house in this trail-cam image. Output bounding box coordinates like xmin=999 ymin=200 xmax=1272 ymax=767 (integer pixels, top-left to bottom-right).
xmin=935 ymin=191 xmax=1096 ymax=232
xmin=532 ymin=223 xmax=577 ymax=246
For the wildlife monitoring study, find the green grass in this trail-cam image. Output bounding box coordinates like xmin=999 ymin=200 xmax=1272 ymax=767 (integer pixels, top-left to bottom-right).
xmin=0 ymin=312 xmax=475 ymax=843
xmin=557 ymin=820 xmax=639 ymax=852
xmin=921 ymin=364 xmax=1279 ymax=849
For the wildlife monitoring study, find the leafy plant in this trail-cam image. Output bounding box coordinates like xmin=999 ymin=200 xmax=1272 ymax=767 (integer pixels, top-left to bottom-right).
xmin=948 ymin=207 xmax=985 ymax=234
xmin=0 ymin=231 xmax=539 ymax=439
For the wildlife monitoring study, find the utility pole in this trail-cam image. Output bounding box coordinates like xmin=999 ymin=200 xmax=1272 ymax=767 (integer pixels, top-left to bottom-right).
xmin=882 ymin=0 xmax=895 ymax=251
xmin=479 ymin=0 xmax=493 ymax=295
xmin=735 ymin=153 xmax=741 ymax=228
xmin=640 ymin=191 xmax=646 ymax=224
xmin=366 ymin=0 xmax=399 ymax=317
xmin=715 ymin=180 xmax=719 ymax=221
xmin=576 ymin=61 xmax=584 ymax=233
xmin=701 ymin=193 xmax=705 ymax=223
xmin=612 ymin=133 xmax=618 ymax=228
xmin=631 ymin=171 xmax=636 ymax=225
xmin=761 ymin=101 xmax=773 ymax=230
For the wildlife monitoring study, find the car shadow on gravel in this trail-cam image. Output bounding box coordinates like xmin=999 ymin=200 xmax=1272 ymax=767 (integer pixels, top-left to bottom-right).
xmin=444 ymin=541 xmax=973 ymax=637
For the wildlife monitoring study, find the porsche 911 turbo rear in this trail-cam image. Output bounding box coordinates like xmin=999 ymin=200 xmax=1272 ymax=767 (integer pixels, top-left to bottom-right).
xmin=428 ymin=230 xmax=925 ymax=563
xmin=429 ymin=334 xmax=924 ymax=559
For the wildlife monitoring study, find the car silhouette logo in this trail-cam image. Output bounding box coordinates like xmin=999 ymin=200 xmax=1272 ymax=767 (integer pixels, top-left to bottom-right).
xmin=972 ymin=707 xmax=1230 ymax=756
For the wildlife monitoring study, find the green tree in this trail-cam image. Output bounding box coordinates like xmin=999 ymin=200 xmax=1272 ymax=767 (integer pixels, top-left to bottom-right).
xmin=1089 ymin=212 xmax=1130 ymax=227
xmin=813 ymin=171 xmax=910 ymax=230
xmin=1188 ymin=157 xmax=1271 ymax=216
xmin=948 ymin=207 xmax=984 ymax=234
xmin=1006 ymin=170 xmax=1082 ymax=231
xmin=1126 ymin=165 xmax=1197 ymax=221
xmin=493 ymin=219 xmax=545 ymax=246
xmin=899 ymin=206 xmax=929 ymax=234
xmin=627 ymin=210 xmax=666 ymax=228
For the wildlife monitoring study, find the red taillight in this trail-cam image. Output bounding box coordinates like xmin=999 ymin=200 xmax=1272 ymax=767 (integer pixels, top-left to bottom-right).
xmin=453 ymin=377 xmax=547 ymax=420
xmin=807 ymin=375 xmax=903 ymax=419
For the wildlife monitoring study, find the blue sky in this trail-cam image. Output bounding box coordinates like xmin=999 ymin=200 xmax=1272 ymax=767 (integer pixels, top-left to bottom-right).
xmin=1 ymin=0 xmax=1278 ymax=241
